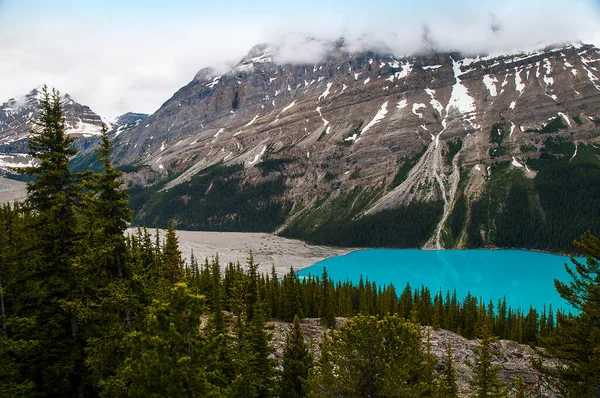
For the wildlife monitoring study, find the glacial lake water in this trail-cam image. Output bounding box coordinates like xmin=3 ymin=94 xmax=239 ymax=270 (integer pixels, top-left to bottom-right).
xmin=297 ymin=249 xmax=579 ymax=313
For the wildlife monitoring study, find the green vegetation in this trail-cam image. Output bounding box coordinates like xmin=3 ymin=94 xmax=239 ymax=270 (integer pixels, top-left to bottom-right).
xmin=519 ymin=144 xmax=537 ymax=153
xmin=323 ymin=171 xmax=337 ymax=181
xmin=536 ymin=232 xmax=600 ymax=397
xmin=467 ymin=325 xmax=509 ymax=397
xmin=571 ymin=114 xmax=583 ymax=126
xmin=466 ymin=141 xmax=600 ymax=252
xmin=306 ymin=315 xmax=437 ymax=397
xmin=284 ymin=199 xmax=443 ymax=248
xmin=526 ymin=117 xmax=568 ymax=134
xmin=255 ymin=157 xmax=294 ymax=176
xmin=391 ymin=146 xmax=427 ymax=189
xmin=134 ymin=162 xmax=291 ymax=232
xmin=340 ymin=121 xmax=363 ymax=146
xmin=445 ymin=138 xmax=463 ymax=165
xmin=317 ymin=130 xmax=327 ymax=141
xmin=489 ymin=123 xmax=510 ymax=159
xmin=350 ymin=168 xmax=361 ymax=179
xmin=444 ymin=194 xmax=467 ymax=247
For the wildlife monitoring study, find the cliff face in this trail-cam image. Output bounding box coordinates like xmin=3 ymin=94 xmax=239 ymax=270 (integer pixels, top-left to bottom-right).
xmin=113 ymin=41 xmax=600 ymax=250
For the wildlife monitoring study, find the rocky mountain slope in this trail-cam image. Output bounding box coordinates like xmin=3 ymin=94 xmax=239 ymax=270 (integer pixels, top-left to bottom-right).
xmin=0 ymin=88 xmax=148 ymax=173
xmin=112 ymin=40 xmax=600 ymax=252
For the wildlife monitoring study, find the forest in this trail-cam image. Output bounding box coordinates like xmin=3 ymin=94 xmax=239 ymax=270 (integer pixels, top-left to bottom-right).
xmin=1 ymin=87 xmax=599 ymax=397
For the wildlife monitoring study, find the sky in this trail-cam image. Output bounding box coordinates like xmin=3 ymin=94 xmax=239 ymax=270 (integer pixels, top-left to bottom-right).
xmin=1 ymin=0 xmax=599 ymax=119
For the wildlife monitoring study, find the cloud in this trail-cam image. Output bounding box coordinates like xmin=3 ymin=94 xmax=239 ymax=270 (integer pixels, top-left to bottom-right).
xmin=0 ymin=0 xmax=599 ymax=119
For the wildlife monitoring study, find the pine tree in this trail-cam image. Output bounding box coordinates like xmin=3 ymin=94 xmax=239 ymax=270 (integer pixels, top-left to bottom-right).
xmin=320 ymin=267 xmax=336 ymax=329
xmin=467 ymin=325 xmax=508 ymax=398
xmin=80 ymin=124 xmax=137 ymax=391
xmin=537 ymin=231 xmax=600 ymax=397
xmin=18 ymin=86 xmax=89 ymax=395
xmin=512 ymin=376 xmax=528 ymax=398
xmin=281 ymin=316 xmax=313 ymax=398
xmin=159 ymin=221 xmax=185 ymax=293
xmin=306 ymin=315 xmax=437 ymax=397
xmin=441 ymin=342 xmax=459 ymax=397
xmin=114 ymin=283 xmax=221 ymax=397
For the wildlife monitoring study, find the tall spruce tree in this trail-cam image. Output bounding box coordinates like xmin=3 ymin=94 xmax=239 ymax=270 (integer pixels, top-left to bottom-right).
xmin=441 ymin=342 xmax=459 ymax=397
xmin=18 ymin=86 xmax=89 ymax=395
xmin=114 ymin=283 xmax=221 ymax=397
xmin=281 ymin=316 xmax=313 ymax=398
xmin=80 ymin=124 xmax=136 ymax=391
xmin=537 ymin=231 xmax=600 ymax=397
xmin=467 ymin=325 xmax=508 ymax=398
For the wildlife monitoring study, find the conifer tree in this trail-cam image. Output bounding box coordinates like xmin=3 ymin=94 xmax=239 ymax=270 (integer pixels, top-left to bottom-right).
xmin=18 ymin=86 xmax=89 ymax=395
xmin=281 ymin=316 xmax=313 ymax=398
xmin=467 ymin=325 xmax=508 ymax=398
xmin=537 ymin=231 xmax=600 ymax=397
xmin=80 ymin=124 xmax=137 ymax=391
xmin=320 ymin=267 xmax=336 ymax=329
xmin=512 ymin=376 xmax=528 ymax=398
xmin=306 ymin=315 xmax=438 ymax=397
xmin=441 ymin=342 xmax=459 ymax=397
xmin=114 ymin=283 xmax=221 ymax=397
xmin=159 ymin=221 xmax=185 ymax=293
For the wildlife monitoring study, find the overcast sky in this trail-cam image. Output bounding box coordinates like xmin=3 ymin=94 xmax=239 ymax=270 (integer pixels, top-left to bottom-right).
xmin=1 ymin=0 xmax=599 ymax=119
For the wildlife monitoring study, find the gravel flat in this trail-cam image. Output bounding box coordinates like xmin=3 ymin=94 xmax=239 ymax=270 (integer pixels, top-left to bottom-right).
xmin=127 ymin=228 xmax=353 ymax=275
xmin=0 ymin=177 xmax=27 ymax=204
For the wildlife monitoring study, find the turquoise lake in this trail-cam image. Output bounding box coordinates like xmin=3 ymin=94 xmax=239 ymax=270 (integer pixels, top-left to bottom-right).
xmin=297 ymin=249 xmax=578 ymax=313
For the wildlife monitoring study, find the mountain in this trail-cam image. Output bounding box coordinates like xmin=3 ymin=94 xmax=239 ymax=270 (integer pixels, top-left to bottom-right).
xmin=0 ymin=88 xmax=148 ymax=173
xmin=74 ymin=43 xmax=600 ymax=251
xmin=0 ymin=87 xmax=106 ymax=171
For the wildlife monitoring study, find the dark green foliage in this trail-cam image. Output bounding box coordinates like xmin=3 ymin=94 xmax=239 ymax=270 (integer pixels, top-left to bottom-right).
xmin=467 ymin=325 xmax=508 ymax=398
xmin=232 ymin=91 xmax=240 ymax=110
xmin=349 ymin=168 xmax=361 ymax=179
xmin=391 ymin=147 xmax=427 ymax=188
xmin=340 ymin=121 xmax=363 ymax=146
xmin=519 ymin=144 xmax=537 ymax=153
xmin=115 ymin=283 xmax=222 ymax=397
xmin=536 ymin=232 xmax=600 ymax=397
xmin=512 ymin=376 xmax=528 ymax=398
xmin=15 ymin=86 xmax=89 ymax=395
xmin=526 ymin=117 xmax=568 ymax=134
xmin=306 ymin=315 xmax=438 ymax=397
xmin=135 ymin=163 xmax=291 ymax=232
xmin=444 ymin=194 xmax=467 ymax=246
xmin=489 ymin=123 xmax=510 ymax=159
xmin=280 ymin=316 xmax=313 ymax=398
xmin=441 ymin=342 xmax=459 ymax=397
xmin=115 ymin=164 xmax=143 ymax=173
xmin=323 ymin=171 xmax=337 ymax=181
xmin=571 ymin=114 xmax=583 ymax=126
xmin=69 ymin=149 xmax=102 ymax=174
xmin=540 ymin=117 xmax=568 ymax=134
xmin=467 ymin=144 xmax=600 ymax=252
xmin=317 ymin=130 xmax=327 ymax=141
xmin=255 ymin=158 xmax=294 ymax=176
xmin=285 ymin=200 xmax=443 ymax=248
xmin=445 ymin=138 xmax=463 ymax=165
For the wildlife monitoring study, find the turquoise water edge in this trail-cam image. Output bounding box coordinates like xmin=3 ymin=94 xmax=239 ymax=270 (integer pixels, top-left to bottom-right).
xmin=297 ymin=249 xmax=578 ymax=313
